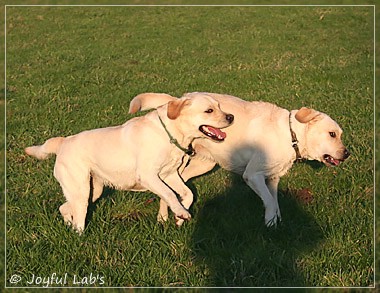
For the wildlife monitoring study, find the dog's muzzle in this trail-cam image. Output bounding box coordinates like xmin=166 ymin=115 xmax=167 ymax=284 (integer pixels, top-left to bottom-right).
xmin=323 ymin=148 xmax=350 ymax=167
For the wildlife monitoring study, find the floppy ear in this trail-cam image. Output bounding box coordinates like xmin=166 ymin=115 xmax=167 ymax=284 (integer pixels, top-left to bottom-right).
xmin=129 ymin=93 xmax=177 ymax=114
xmin=167 ymin=99 xmax=191 ymax=120
xmin=128 ymin=97 xmax=142 ymax=114
xmin=295 ymin=107 xmax=322 ymax=123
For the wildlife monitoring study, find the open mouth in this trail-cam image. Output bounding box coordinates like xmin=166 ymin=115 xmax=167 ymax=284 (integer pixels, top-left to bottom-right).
xmin=199 ymin=125 xmax=226 ymax=141
xmin=323 ymin=154 xmax=343 ymax=167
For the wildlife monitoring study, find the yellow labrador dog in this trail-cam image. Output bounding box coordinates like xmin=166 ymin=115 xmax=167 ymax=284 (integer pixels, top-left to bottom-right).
xmin=25 ymin=93 xmax=234 ymax=233
xmin=129 ymin=92 xmax=350 ymax=226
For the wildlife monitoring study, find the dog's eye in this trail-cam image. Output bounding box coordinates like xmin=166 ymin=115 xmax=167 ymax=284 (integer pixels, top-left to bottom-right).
xmin=205 ymin=109 xmax=213 ymax=113
xmin=329 ymin=132 xmax=336 ymax=138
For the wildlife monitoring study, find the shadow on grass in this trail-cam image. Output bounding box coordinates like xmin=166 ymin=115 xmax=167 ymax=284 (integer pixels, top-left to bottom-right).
xmin=85 ymin=181 xmax=115 ymax=228
xmin=191 ymin=173 xmax=324 ymax=287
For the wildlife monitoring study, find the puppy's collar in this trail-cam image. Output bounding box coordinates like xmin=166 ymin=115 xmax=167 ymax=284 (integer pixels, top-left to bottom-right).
xmin=289 ymin=112 xmax=304 ymax=163
xmin=157 ymin=114 xmax=195 ymax=157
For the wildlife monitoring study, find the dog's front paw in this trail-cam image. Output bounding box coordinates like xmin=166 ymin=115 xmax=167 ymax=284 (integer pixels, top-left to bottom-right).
xmin=176 ymin=210 xmax=191 ymax=220
xmin=157 ymin=212 xmax=169 ymax=223
xmin=264 ymin=208 xmax=281 ymax=227
xmin=174 ymin=210 xmax=191 ymax=226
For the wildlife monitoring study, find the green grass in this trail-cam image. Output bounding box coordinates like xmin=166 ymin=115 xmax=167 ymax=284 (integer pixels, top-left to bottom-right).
xmin=5 ymin=5 xmax=374 ymax=288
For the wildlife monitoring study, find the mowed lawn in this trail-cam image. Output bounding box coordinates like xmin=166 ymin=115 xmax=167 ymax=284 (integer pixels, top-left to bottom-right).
xmin=5 ymin=5 xmax=374 ymax=287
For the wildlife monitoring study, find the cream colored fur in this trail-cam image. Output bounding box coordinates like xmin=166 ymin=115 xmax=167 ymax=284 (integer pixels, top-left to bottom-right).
xmin=26 ymin=93 xmax=234 ymax=233
xmin=129 ymin=92 xmax=350 ymax=226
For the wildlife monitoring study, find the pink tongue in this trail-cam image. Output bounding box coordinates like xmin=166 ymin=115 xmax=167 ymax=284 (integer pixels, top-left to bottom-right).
xmin=209 ymin=126 xmax=226 ymax=139
xmin=332 ymin=158 xmax=341 ymax=166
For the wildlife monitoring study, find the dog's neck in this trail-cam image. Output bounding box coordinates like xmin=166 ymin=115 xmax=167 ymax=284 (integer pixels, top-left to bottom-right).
xmin=289 ymin=110 xmax=309 ymax=162
xmin=156 ymin=108 xmax=195 ymax=156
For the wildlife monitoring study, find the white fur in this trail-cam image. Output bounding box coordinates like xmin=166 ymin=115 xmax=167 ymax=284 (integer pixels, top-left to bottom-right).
xmin=129 ymin=92 xmax=349 ymax=226
xmin=26 ymin=93 xmax=234 ymax=233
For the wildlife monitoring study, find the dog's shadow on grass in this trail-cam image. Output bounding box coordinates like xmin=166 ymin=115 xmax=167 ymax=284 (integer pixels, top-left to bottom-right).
xmin=85 ymin=179 xmax=116 ymax=227
xmin=190 ymin=173 xmax=324 ymax=287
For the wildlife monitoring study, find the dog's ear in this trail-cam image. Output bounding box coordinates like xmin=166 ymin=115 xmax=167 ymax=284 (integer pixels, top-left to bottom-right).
xmin=167 ymin=99 xmax=191 ymax=120
xmin=129 ymin=93 xmax=177 ymax=114
xmin=295 ymin=107 xmax=322 ymax=123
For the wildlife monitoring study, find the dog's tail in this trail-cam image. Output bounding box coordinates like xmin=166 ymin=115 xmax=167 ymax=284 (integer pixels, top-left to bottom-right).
xmin=25 ymin=137 xmax=65 ymax=160
xmin=128 ymin=93 xmax=177 ymax=114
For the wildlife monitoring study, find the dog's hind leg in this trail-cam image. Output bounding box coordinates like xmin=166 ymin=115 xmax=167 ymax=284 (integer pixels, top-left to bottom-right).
xmin=59 ymin=202 xmax=74 ymax=226
xmin=54 ymin=163 xmax=90 ymax=234
xmin=61 ymin=185 xmax=90 ymax=234
xmin=58 ymin=186 xmax=89 ymax=234
xmin=91 ymin=176 xmax=104 ymax=203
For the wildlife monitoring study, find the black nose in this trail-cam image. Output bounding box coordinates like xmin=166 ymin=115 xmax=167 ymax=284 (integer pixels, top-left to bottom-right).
xmin=343 ymin=149 xmax=350 ymax=159
xmin=226 ymin=114 xmax=234 ymax=124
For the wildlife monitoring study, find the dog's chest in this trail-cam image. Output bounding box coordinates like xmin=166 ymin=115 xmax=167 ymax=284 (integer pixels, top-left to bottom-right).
xmin=157 ymin=150 xmax=186 ymax=179
xmin=268 ymin=159 xmax=294 ymax=178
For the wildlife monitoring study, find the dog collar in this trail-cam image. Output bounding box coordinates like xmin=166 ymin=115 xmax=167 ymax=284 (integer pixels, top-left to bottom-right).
xmin=289 ymin=112 xmax=304 ymax=163
xmin=157 ymin=114 xmax=195 ymax=157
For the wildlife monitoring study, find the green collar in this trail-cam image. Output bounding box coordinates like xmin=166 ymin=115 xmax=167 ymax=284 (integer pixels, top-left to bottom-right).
xmin=157 ymin=114 xmax=195 ymax=157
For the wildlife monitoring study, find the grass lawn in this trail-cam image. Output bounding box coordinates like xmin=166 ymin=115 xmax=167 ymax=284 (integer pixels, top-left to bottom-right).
xmin=5 ymin=4 xmax=374 ymax=288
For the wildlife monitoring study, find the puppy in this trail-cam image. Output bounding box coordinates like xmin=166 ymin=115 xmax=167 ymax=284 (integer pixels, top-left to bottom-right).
xmin=25 ymin=93 xmax=234 ymax=233
xmin=129 ymin=92 xmax=350 ymax=226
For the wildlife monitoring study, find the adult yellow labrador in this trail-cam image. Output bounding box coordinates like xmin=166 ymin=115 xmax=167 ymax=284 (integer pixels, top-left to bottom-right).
xmin=25 ymin=93 xmax=234 ymax=233
xmin=129 ymin=92 xmax=350 ymax=226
